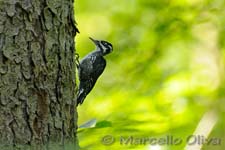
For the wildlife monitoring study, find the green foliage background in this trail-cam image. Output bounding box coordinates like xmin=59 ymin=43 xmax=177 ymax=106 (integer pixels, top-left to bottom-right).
xmin=75 ymin=0 xmax=225 ymax=149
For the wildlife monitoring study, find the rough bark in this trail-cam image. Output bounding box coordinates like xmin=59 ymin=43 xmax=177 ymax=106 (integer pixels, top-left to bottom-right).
xmin=0 ymin=0 xmax=78 ymax=146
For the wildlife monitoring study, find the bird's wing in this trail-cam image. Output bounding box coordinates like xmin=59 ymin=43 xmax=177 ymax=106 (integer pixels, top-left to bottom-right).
xmin=78 ymin=55 xmax=95 ymax=80
xmin=91 ymin=57 xmax=106 ymax=81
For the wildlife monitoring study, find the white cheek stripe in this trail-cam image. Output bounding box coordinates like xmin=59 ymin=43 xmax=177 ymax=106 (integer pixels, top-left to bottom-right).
xmin=103 ymin=46 xmax=108 ymax=53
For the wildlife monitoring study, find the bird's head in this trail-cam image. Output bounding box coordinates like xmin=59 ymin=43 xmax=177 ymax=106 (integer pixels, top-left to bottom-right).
xmin=89 ymin=37 xmax=113 ymax=56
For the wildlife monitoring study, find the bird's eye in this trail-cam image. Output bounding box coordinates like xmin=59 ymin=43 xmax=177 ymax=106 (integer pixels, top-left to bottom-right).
xmin=102 ymin=41 xmax=108 ymax=46
xmin=101 ymin=41 xmax=112 ymax=48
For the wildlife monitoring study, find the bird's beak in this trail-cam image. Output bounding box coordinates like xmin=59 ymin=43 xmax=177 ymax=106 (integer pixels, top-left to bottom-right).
xmin=89 ymin=37 xmax=98 ymax=45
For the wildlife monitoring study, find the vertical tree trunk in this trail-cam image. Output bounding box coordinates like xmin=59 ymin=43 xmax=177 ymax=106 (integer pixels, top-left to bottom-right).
xmin=0 ymin=0 xmax=78 ymax=146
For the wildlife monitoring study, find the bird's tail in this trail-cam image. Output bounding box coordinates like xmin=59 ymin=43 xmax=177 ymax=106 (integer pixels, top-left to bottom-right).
xmin=76 ymin=88 xmax=86 ymax=106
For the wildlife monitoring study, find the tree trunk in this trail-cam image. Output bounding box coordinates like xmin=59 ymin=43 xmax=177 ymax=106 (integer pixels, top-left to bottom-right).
xmin=0 ymin=0 xmax=78 ymax=147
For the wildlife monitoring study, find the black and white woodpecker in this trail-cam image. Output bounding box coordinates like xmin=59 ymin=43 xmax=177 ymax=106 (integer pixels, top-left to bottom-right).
xmin=76 ymin=37 xmax=113 ymax=106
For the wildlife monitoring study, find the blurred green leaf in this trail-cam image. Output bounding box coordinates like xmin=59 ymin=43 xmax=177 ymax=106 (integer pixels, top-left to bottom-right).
xmin=95 ymin=120 xmax=112 ymax=128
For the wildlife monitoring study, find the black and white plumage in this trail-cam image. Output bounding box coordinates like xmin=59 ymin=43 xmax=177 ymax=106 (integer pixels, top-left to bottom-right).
xmin=77 ymin=37 xmax=113 ymax=106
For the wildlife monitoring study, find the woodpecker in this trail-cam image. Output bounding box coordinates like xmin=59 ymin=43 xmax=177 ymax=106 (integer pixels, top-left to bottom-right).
xmin=77 ymin=37 xmax=113 ymax=106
